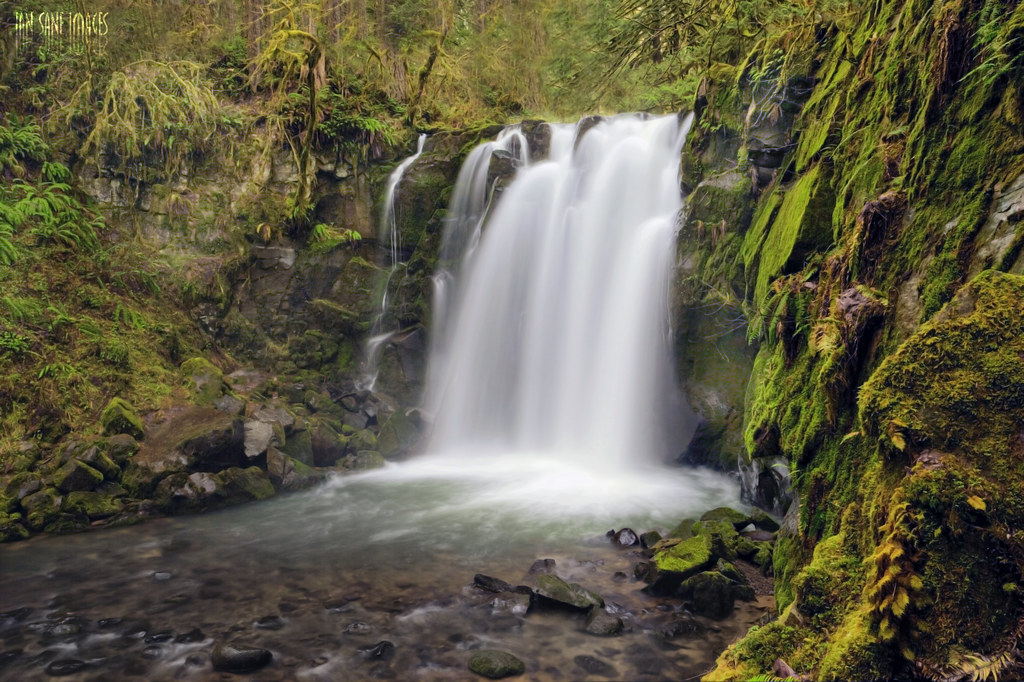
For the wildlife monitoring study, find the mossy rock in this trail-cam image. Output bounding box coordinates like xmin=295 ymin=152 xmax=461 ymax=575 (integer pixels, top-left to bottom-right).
xmin=467 ymin=649 xmax=525 ymax=679
xmin=348 ymin=451 xmax=386 ymax=471
xmin=217 ymin=467 xmax=275 ymax=504
xmin=103 ymin=434 xmax=140 ymax=465
xmin=280 ymin=428 xmax=314 ymax=467
xmin=77 ymin=446 xmax=120 ymax=480
xmin=376 ymin=409 xmax=420 ymax=458
xmin=535 ymin=574 xmax=604 ymax=611
xmin=700 ymin=506 xmax=751 ymax=529
xmin=678 ymin=571 xmax=738 ymax=619
xmin=100 ymin=398 xmax=145 ymax=440
xmin=21 ymin=487 xmax=61 ymax=530
xmin=694 ymin=519 xmax=740 ymax=561
xmin=668 ymin=518 xmax=697 ymax=538
xmin=749 ymin=508 xmax=780 ymax=532
xmin=0 ymin=512 xmax=29 ymax=541
xmin=62 ymin=491 xmax=124 ymax=520
xmin=180 ymin=357 xmax=225 ymax=406
xmin=53 ymin=459 xmax=104 ymax=493
xmin=652 ymin=532 xmax=714 ymax=578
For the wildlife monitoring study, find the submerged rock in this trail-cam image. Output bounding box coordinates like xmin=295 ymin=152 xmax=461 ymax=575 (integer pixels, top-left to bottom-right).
xmin=584 ymin=607 xmax=624 ymax=636
xmin=467 ymin=649 xmax=525 ymax=679
xmin=535 ymin=574 xmax=603 ymax=611
xmin=211 ymin=642 xmax=272 ymax=673
xmin=574 ymin=654 xmax=618 ymax=678
xmin=528 ymin=558 xmax=556 ymax=574
xmin=474 ymin=574 xmax=514 ymax=593
xmin=359 ymin=640 xmax=395 ymax=661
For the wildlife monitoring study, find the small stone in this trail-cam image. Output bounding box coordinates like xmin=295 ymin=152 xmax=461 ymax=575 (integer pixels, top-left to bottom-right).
xmin=467 ymin=649 xmax=525 ymax=679
xmin=474 ymin=574 xmax=514 ymax=593
xmin=358 ymin=640 xmax=395 ymax=661
xmin=528 ymin=559 xmax=556 ymax=575
xmin=574 ymin=654 xmax=618 ymax=678
xmin=612 ymin=571 xmax=628 ymax=583
xmin=152 ymin=572 xmax=172 ymax=581
xmin=639 ymin=530 xmax=663 ymax=548
xmin=584 ymin=607 xmax=624 ymax=636
xmin=610 ymin=528 xmax=639 ymax=547
xmin=211 ymin=643 xmax=272 ymax=673
xmin=343 ymin=621 xmax=372 ymax=635
xmin=255 ymin=615 xmax=285 ymax=630
xmin=45 ymin=659 xmax=86 ymax=676
xmin=142 ymin=645 xmax=164 ymax=659
xmin=176 ymin=628 xmax=204 ymax=643
xmin=145 ymin=631 xmax=174 ymax=643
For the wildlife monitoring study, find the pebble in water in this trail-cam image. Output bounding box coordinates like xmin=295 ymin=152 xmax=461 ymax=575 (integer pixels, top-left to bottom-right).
xmin=44 ymin=659 xmax=86 ymax=676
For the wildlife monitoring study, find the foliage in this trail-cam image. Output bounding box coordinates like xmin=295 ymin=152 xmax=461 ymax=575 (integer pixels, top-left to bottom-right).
xmin=67 ymin=60 xmax=223 ymax=183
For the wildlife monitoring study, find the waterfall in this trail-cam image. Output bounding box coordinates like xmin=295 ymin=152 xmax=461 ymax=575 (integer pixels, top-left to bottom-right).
xmin=361 ymin=133 xmax=427 ymax=390
xmin=425 ymin=113 xmax=695 ymax=467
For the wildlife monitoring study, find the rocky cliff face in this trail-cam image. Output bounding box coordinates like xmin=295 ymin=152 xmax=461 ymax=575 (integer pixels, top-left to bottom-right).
xmin=677 ymin=0 xmax=1024 ymax=678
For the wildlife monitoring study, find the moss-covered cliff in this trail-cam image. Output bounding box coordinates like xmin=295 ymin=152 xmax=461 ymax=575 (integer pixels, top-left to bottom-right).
xmin=683 ymin=0 xmax=1024 ymax=678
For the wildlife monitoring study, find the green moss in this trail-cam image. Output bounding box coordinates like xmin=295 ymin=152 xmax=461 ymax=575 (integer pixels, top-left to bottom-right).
xmin=180 ymin=357 xmax=225 ymax=406
xmin=752 ymin=163 xmax=836 ymax=310
xmin=99 ymin=398 xmax=145 ymax=440
xmin=652 ymin=533 xmax=714 ymax=577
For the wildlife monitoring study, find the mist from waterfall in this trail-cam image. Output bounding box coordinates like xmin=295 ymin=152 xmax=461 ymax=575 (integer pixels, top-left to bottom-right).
xmin=425 ymin=113 xmax=696 ymax=467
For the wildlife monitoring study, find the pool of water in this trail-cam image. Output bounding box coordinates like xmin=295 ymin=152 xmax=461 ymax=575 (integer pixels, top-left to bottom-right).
xmin=0 ymin=454 xmax=768 ymax=680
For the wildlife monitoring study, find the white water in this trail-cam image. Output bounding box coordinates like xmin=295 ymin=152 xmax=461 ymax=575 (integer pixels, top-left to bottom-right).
xmin=361 ymin=133 xmax=427 ymax=390
xmin=425 ymin=113 xmax=696 ymax=469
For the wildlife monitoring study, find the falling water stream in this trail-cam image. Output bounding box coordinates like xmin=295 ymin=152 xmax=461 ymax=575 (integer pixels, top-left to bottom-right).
xmin=0 ymin=114 xmax=759 ymax=681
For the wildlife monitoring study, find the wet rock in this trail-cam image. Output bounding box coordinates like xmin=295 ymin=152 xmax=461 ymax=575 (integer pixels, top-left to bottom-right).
xmin=584 ymin=607 xmax=624 ymax=636
xmin=100 ymin=398 xmax=145 ymax=440
xmin=750 ymin=508 xmax=781 ymax=532
xmin=281 ymin=429 xmax=315 ymax=467
xmin=176 ymin=628 xmax=204 ymax=643
xmin=243 ymin=420 xmax=278 ymax=459
xmin=574 ymin=654 xmax=618 ymax=678
xmin=77 ymin=446 xmax=120 ymax=480
xmin=310 ymin=419 xmax=348 ymax=467
xmin=678 ymin=571 xmax=737 ymax=619
xmin=62 ymin=491 xmax=124 ymax=520
xmin=211 ymin=642 xmax=272 ymax=673
xmin=741 ymin=529 xmax=776 ymax=542
xmin=658 ymin=610 xmax=704 ymax=638
xmin=535 ymin=574 xmax=603 ymax=611
xmin=255 ymin=615 xmax=285 ymax=630
xmin=45 ymin=659 xmax=86 ymax=676
xmin=700 ymin=507 xmax=751 ymax=529
xmin=349 ymin=451 xmax=386 ymax=470
xmin=22 ymin=488 xmax=61 ymax=530
xmin=53 ymin=459 xmax=104 ymax=493
xmin=343 ymin=621 xmax=372 ymax=635
xmin=218 ymin=467 xmax=275 ymax=504
xmin=650 ymin=533 xmax=715 ymax=582
xmin=474 ymin=574 xmax=514 ymax=593
xmin=359 ymin=641 xmax=395 ymax=661
xmin=612 ymin=571 xmax=629 ymax=582
xmin=610 ymin=528 xmax=639 ymax=547
xmin=376 ymin=409 xmax=421 ymax=459
xmin=214 ymin=394 xmax=246 ymax=416
xmin=103 ymin=434 xmax=139 ymax=465
xmin=467 ymin=649 xmax=525 ymax=679
xmin=639 ymin=530 xmax=662 ymax=548
xmin=181 ymin=357 xmax=225 ymax=406
xmin=491 ymin=592 xmax=531 ymax=617
xmin=668 ymin=518 xmax=696 ymax=538
xmin=142 ymin=645 xmax=164 ymax=659
xmin=5 ymin=472 xmax=42 ymax=501
xmin=697 ymin=519 xmax=741 ymax=560
xmin=528 ymin=559 xmax=556 ymax=574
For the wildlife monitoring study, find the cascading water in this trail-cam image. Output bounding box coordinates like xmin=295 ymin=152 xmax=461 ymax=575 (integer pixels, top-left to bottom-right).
xmin=361 ymin=133 xmax=427 ymax=390
xmin=425 ymin=113 xmax=696 ymax=467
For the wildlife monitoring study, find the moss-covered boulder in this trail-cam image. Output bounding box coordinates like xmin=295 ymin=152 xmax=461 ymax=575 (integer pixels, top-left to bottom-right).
xmin=22 ymin=487 xmax=61 ymax=530
xmin=694 ymin=519 xmax=740 ymax=560
xmin=0 ymin=512 xmax=29 ymax=541
xmin=678 ymin=571 xmax=738 ymax=619
xmin=52 ymin=459 xmax=104 ymax=493
xmin=281 ymin=428 xmax=314 ymax=467
xmin=700 ymin=506 xmax=751 ymax=529
xmin=104 ymin=434 xmax=140 ymax=465
xmin=376 ymin=409 xmax=420 ymax=459
xmin=651 ymin=533 xmax=715 ymax=579
xmin=217 ymin=467 xmax=275 ymax=504
xmin=63 ymin=491 xmax=124 ymax=520
xmin=99 ymin=398 xmax=145 ymax=440
xmin=535 ymin=574 xmax=604 ymax=611
xmin=467 ymin=649 xmax=525 ymax=679
xmin=180 ymin=357 xmax=225 ymax=406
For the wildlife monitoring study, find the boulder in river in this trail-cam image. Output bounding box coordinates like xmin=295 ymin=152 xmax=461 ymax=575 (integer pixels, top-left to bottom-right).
xmin=211 ymin=642 xmax=272 ymax=673
xmin=535 ymin=574 xmax=603 ymax=611
xmin=609 ymin=528 xmax=639 ymax=547
xmin=584 ymin=607 xmax=624 ymax=636
xmin=468 ymin=649 xmax=525 ymax=679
